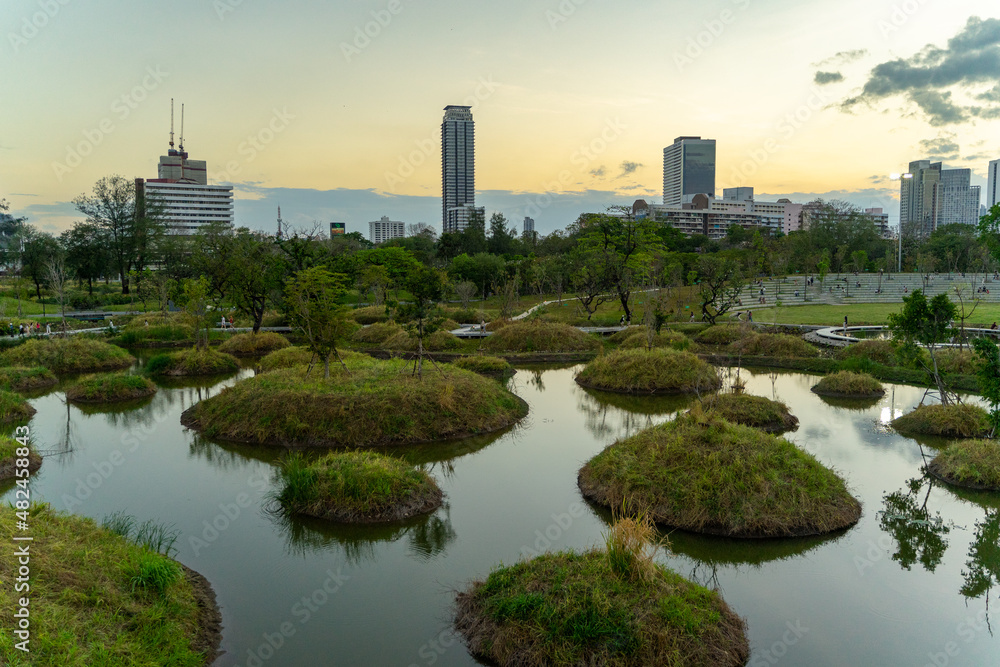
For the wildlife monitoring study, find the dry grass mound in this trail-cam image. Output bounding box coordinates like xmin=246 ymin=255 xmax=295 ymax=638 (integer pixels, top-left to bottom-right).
xmin=352 ymin=322 xmax=403 ymax=346
xmin=811 ymin=371 xmax=885 ymax=398
xmin=453 ymin=356 xmax=512 ymax=377
xmin=218 ymin=332 xmax=290 ymax=357
xmin=935 ymin=348 xmax=977 ymax=375
xmin=145 ymin=348 xmax=240 ymax=377
xmin=928 ymin=439 xmax=1000 ymax=491
xmin=257 ymin=346 xmax=367 ymax=373
xmin=275 ymin=451 xmax=442 ymax=523
xmin=65 ymin=373 xmax=157 ymax=404
xmin=578 ymin=410 xmax=861 ymax=538
xmin=619 ymin=331 xmax=689 ymax=349
xmin=0 ymin=366 xmax=58 ymax=392
xmin=892 ymin=403 xmax=992 ymax=438
xmin=694 ymin=325 xmax=747 ymax=346
xmin=728 ymin=333 xmax=819 ymax=358
xmin=382 ymin=330 xmax=464 ymax=351
xmin=576 ymin=348 xmax=720 ymax=395
xmin=0 ymin=337 xmax=134 ymax=374
xmin=481 ymin=321 xmax=601 ymax=354
xmin=607 ymin=326 xmax=645 ymax=344
xmin=834 ymin=339 xmax=896 ymax=365
xmin=180 ymin=356 xmax=527 ymax=448
xmin=697 ymin=393 xmax=798 ymax=433
xmin=350 ymin=306 xmax=390 ymax=325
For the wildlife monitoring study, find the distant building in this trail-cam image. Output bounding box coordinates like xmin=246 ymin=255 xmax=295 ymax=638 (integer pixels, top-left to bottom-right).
xmin=722 ymin=187 xmax=754 ymax=202
xmin=445 ymin=205 xmax=484 ymax=233
xmin=523 ymin=216 xmax=535 ymax=234
xmin=369 ymin=216 xmax=405 ymax=244
xmin=663 ymin=136 xmax=716 ymax=208
xmin=442 ymin=105 xmax=476 ymax=233
xmin=633 ymin=198 xmax=775 ymax=241
xmin=900 ymin=160 xmax=980 ymax=236
xmin=710 ymin=197 xmax=802 ymax=235
xmin=939 ymin=168 xmax=980 ymax=227
xmin=988 ymin=159 xmax=1000 ymax=209
xmin=864 ymin=208 xmax=891 ymax=238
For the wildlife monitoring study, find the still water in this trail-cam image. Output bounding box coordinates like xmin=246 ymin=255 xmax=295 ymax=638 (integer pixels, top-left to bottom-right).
xmin=5 ymin=360 xmax=1000 ymax=666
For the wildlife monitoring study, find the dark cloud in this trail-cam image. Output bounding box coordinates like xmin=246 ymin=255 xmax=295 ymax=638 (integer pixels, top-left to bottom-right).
xmin=918 ymin=133 xmax=960 ymax=160
xmin=617 ymin=161 xmax=642 ymax=178
xmin=589 ymin=165 xmax=606 ymax=178
xmin=815 ymin=71 xmax=844 ymax=85
xmin=840 ymin=16 xmax=1000 ymax=126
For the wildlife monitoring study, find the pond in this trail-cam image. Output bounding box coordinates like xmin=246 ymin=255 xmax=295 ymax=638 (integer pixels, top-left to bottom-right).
xmin=5 ymin=359 xmax=1000 ymax=666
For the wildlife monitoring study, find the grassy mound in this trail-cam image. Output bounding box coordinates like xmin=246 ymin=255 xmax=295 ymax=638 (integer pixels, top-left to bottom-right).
xmin=65 ymin=372 xmax=158 ymax=404
xmin=0 ymin=504 xmax=220 ymax=665
xmin=578 ymin=411 xmax=861 ymax=537
xmin=453 ymin=355 xmax=513 ymax=377
xmin=217 ymin=332 xmax=290 ymax=357
xmin=811 ymin=371 xmax=885 ymax=398
xmin=145 ymin=348 xmax=240 ymax=377
xmin=0 ymin=337 xmax=134 ymax=374
xmin=728 ymin=333 xmax=819 ymax=358
xmin=835 ymin=339 xmax=896 ymax=366
xmin=114 ymin=323 xmax=195 ymax=347
xmin=181 ymin=356 xmax=527 ymax=448
xmin=694 ymin=325 xmax=747 ymax=346
xmin=257 ymin=347 xmax=368 ymax=373
xmin=697 ymin=393 xmax=798 ymax=433
xmin=352 ymin=322 xmax=403 ymax=346
xmin=350 ymin=305 xmax=390 ymax=324
xmin=454 ymin=519 xmax=748 ymax=667
xmin=619 ymin=331 xmax=689 ymax=350
xmin=928 ymin=439 xmax=1000 ymax=491
xmin=607 ymin=326 xmax=645 ymax=344
xmin=0 ymin=390 xmax=35 ymax=425
xmin=481 ymin=321 xmax=601 ymax=354
xmin=275 ymin=451 xmax=442 ymax=523
xmin=0 ymin=434 xmax=41 ymax=480
xmin=891 ymin=403 xmax=992 ymax=438
xmin=443 ymin=307 xmax=488 ymax=324
xmin=576 ymin=348 xmax=720 ymax=395
xmin=935 ymin=348 xmax=977 ymax=375
xmin=382 ymin=330 xmax=464 ymax=351
xmin=0 ymin=366 xmax=58 ymax=392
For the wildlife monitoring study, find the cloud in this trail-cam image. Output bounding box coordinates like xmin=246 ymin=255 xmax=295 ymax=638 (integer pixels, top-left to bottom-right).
xmin=840 ymin=16 xmax=1000 ymax=125
xmin=617 ymin=161 xmax=642 ymax=178
xmin=814 ymin=71 xmax=844 ymax=85
xmin=918 ymin=132 xmax=960 ymax=160
xmin=589 ymin=165 xmax=606 ymax=178
xmin=814 ymin=49 xmax=868 ymax=67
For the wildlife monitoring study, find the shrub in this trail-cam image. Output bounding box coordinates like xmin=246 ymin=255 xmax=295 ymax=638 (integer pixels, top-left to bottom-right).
xmin=352 ymin=322 xmax=403 ymax=345
xmin=729 ymin=333 xmax=819 ymax=358
xmin=481 ymin=321 xmax=601 ymax=353
xmin=0 ymin=366 xmax=58 ymax=392
xmin=218 ymin=332 xmax=290 ymax=356
xmin=144 ymin=348 xmax=239 ymax=376
xmin=65 ymin=373 xmax=157 ymax=403
xmin=128 ymin=552 xmax=182 ymax=597
xmin=0 ymin=337 xmax=134 ymax=373
xmin=929 ymin=439 xmax=1000 ymax=490
xmin=835 ymin=339 xmax=896 ymax=366
xmin=892 ymin=403 xmax=992 ymax=438
xmin=811 ymin=371 xmax=885 ymax=398
xmin=444 ymin=308 xmax=487 ymax=324
xmin=577 ymin=348 xmax=720 ymax=394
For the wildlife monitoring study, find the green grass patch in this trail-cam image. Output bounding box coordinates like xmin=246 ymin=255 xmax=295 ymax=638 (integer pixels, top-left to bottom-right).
xmin=257 ymin=346 xmax=368 ymax=373
xmin=811 ymin=371 xmax=885 ymax=398
xmin=929 ymin=439 xmax=1000 ymax=490
xmin=0 ymin=337 xmax=135 ymax=374
xmin=0 ymin=389 xmax=35 ymax=425
xmin=481 ymin=321 xmax=601 ymax=354
xmin=892 ymin=403 xmax=992 ymax=438
xmin=275 ymin=451 xmax=442 ymax=522
xmin=145 ymin=348 xmax=240 ymax=377
xmin=65 ymin=372 xmax=157 ymax=404
xmin=114 ymin=324 xmax=195 ymax=347
xmin=579 ymin=410 xmax=861 ymax=537
xmin=453 ymin=355 xmax=513 ymax=377
xmin=218 ymin=332 xmax=290 ymax=357
xmin=0 ymin=434 xmax=41 ymax=480
xmin=696 ymin=393 xmax=798 ymax=432
xmin=0 ymin=504 xmax=219 ymax=666
xmin=181 ymin=356 xmax=527 ymax=448
xmin=0 ymin=366 xmax=57 ymax=392
xmin=728 ymin=333 xmax=819 ymax=358
xmin=577 ymin=348 xmax=721 ymax=395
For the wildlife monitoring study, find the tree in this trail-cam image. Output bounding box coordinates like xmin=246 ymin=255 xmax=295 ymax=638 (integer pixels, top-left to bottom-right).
xmin=46 ymin=257 xmax=68 ymax=329
xmin=695 ymin=255 xmax=745 ymax=325
xmin=182 ymin=277 xmax=214 ymax=350
xmin=487 ymin=212 xmax=517 ymax=256
xmin=850 ymin=249 xmax=868 ymax=273
xmin=73 ymin=176 xmax=136 ymax=293
xmin=226 ymin=229 xmax=286 ymax=333
xmin=284 ymin=267 xmax=354 ymax=379
xmin=21 ymin=231 xmax=61 ymax=299
xmin=396 ymin=265 xmax=445 ymax=378
xmin=887 ymin=290 xmax=958 ymax=405
xmin=454 ymin=281 xmax=477 ymax=309
xmin=60 ymin=221 xmax=110 ymax=296
xmin=570 ymin=254 xmax=608 ymax=321
xmin=972 ymin=336 xmax=1000 ymax=436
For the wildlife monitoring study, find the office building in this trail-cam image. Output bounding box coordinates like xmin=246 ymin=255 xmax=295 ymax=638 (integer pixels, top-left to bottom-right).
xmin=939 ymin=168 xmax=980 ymax=226
xmin=722 ymin=187 xmax=754 ymax=202
xmin=899 ymin=160 xmax=980 ymax=236
xmin=523 ymin=217 xmax=535 ymax=234
xmin=634 ymin=198 xmax=774 ymax=240
xmin=864 ymin=208 xmax=892 ymax=238
xmin=711 ymin=197 xmax=802 ymax=235
xmin=988 ymin=159 xmax=1000 ymax=209
xmin=442 ymin=105 xmax=476 ymax=232
xmin=662 ymin=136 xmax=716 ymax=207
xmin=445 ymin=205 xmax=484 ymax=233
xmin=369 ymin=216 xmax=405 ymax=244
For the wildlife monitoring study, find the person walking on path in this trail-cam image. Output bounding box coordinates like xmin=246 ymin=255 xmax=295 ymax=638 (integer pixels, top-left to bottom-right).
xmin=747 ymin=310 xmax=753 ymax=323
xmin=45 ymin=323 xmax=51 ymax=335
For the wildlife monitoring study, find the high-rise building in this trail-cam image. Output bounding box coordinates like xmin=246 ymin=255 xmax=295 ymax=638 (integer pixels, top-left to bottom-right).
xmin=864 ymin=208 xmax=891 ymax=238
xmin=523 ymin=217 xmax=535 ymax=234
xmin=369 ymin=216 xmax=405 ymax=244
xmin=900 ymin=160 xmax=980 ymax=236
xmin=662 ymin=136 xmax=716 ymax=207
xmin=939 ymin=168 xmax=980 ymax=226
xmin=988 ymin=159 xmax=1000 ymax=209
xmin=442 ymin=105 xmax=476 ymax=233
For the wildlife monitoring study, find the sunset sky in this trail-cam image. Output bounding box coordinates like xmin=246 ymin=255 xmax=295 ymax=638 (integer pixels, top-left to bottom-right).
xmin=3 ymin=0 xmax=999 ymax=236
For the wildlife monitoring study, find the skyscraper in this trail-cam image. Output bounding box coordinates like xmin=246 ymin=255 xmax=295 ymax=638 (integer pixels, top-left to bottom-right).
xmin=662 ymin=136 xmax=716 ymax=207
xmin=988 ymin=159 xmax=1000 ymax=209
xmin=938 ymin=168 xmax=980 ymax=226
xmin=441 ymin=105 xmax=476 ymax=233
xmin=900 ymin=160 xmax=980 ymax=236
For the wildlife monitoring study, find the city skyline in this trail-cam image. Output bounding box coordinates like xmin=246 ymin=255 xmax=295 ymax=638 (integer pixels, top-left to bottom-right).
xmin=3 ymin=1 xmax=999 ymax=236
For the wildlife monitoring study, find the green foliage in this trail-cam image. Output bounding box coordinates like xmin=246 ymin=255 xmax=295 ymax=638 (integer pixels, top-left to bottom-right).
xmin=352 ymin=322 xmax=403 ymax=345
xmin=694 ymin=325 xmax=747 ymax=346
xmin=972 ymin=336 xmax=1000 ymax=434
xmin=835 ymin=339 xmax=898 ymax=366
xmin=728 ymin=333 xmax=819 ymax=358
xmin=697 ymin=393 xmax=798 ymax=432
xmin=0 ymin=389 xmax=35 ymax=424
xmin=129 ymin=551 xmax=182 ymax=597
xmin=285 ymin=267 xmax=354 ymax=378
xmin=453 ymin=355 xmax=512 ymax=376
xmin=0 ymin=366 xmax=57 ymax=392
xmin=144 ymin=348 xmax=239 ymax=376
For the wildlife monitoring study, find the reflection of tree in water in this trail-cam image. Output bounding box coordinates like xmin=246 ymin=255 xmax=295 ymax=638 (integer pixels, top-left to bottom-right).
xmin=187 ymin=433 xmax=281 ymax=471
xmin=575 ymin=386 xmax=691 ymax=441
xmin=878 ymin=476 xmax=952 ymax=572
xmin=962 ymin=510 xmax=1000 ymax=608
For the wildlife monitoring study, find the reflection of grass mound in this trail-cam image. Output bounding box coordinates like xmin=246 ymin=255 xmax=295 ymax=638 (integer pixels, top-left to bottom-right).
xmin=695 ymin=325 xmax=746 ymax=346
xmin=352 ymin=322 xmax=402 ymax=345
xmin=928 ymin=439 xmax=1000 ymax=491
xmin=0 ymin=389 xmax=35 ymax=425
xmin=811 ymin=371 xmax=885 ymax=398
xmin=181 ymin=357 xmax=527 ymax=448
xmin=145 ymin=348 xmax=240 ymax=377
xmin=481 ymin=321 xmax=601 ymax=353
xmin=576 ymin=348 xmax=720 ymax=395
xmin=729 ymin=333 xmax=819 ymax=358
xmin=453 ymin=355 xmax=512 ymax=377
xmin=276 ymin=452 xmax=442 ymax=523
xmin=0 ymin=505 xmax=220 ymax=665
xmin=697 ymin=393 xmax=798 ymax=432
xmin=619 ymin=331 xmax=688 ymax=349
xmin=0 ymin=435 xmax=41 ymax=480
xmin=835 ymin=339 xmax=896 ymax=365
xmin=0 ymin=366 xmax=57 ymax=392
xmin=892 ymin=403 xmax=991 ymax=438
xmin=218 ymin=332 xmax=290 ymax=357
xmin=454 ymin=519 xmax=749 ymax=667
xmin=814 ymin=394 xmax=883 ymax=411
xmin=382 ymin=330 xmax=463 ymax=351
xmin=0 ymin=337 xmax=134 ymax=373
xmin=579 ymin=411 xmax=861 ymax=537
xmin=257 ymin=346 xmax=367 ymax=373
xmin=65 ymin=372 xmax=157 ymax=404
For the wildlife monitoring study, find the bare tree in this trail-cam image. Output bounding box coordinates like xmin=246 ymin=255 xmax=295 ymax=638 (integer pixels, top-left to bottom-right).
xmin=45 ymin=257 xmax=68 ymax=330
xmin=454 ymin=281 xmax=477 ymax=310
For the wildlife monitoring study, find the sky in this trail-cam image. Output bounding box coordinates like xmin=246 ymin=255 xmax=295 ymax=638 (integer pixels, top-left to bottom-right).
xmin=3 ymin=0 xmax=1000 ymax=237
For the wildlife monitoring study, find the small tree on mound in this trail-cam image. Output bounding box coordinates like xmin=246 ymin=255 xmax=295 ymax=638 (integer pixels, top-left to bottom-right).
xmin=972 ymin=336 xmax=1000 ymax=436
xmin=887 ymin=290 xmax=958 ymax=405
xmin=397 ymin=265 xmax=445 ymax=379
xmin=695 ymin=255 xmax=745 ymax=325
xmin=182 ymin=277 xmax=213 ymax=350
xmin=285 ymin=267 xmax=354 ymax=379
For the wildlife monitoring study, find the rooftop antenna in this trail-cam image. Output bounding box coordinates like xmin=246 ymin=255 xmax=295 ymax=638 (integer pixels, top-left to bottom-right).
xmin=179 ymin=103 xmax=185 ymax=153
xmin=169 ymin=98 xmax=175 ymax=149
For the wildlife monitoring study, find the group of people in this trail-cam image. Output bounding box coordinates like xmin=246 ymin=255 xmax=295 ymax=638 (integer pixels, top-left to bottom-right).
xmin=7 ymin=322 xmax=49 ymax=336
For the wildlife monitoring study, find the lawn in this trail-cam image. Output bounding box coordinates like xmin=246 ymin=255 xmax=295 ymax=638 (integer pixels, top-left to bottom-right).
xmin=748 ymin=302 xmax=1000 ymax=327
